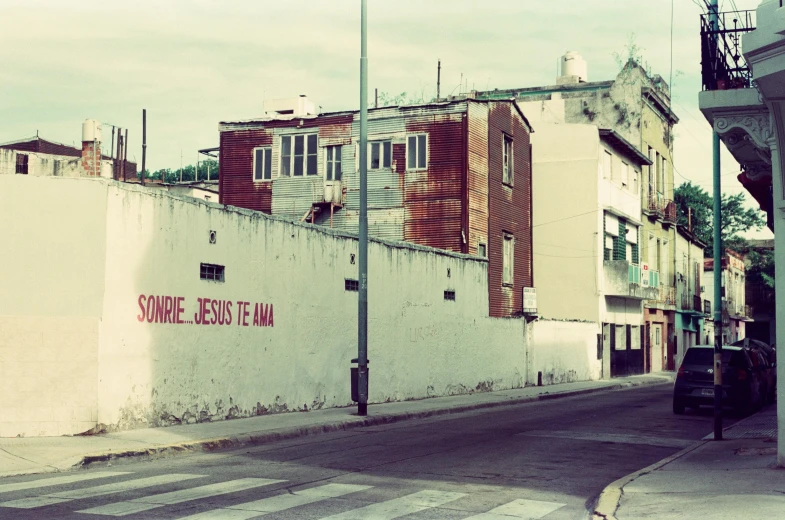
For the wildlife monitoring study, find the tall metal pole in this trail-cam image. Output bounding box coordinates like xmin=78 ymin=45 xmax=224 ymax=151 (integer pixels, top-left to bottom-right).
xmin=709 ymin=0 xmax=723 ymax=441
xmin=141 ymin=109 xmax=147 ymax=186
xmin=357 ymin=0 xmax=369 ymax=416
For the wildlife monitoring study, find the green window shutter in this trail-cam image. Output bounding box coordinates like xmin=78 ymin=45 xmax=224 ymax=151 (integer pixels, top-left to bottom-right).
xmin=614 ymin=218 xmax=626 ymax=260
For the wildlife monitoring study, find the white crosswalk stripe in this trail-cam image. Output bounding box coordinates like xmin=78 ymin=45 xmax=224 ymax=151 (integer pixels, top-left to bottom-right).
xmin=0 ymin=473 xmax=205 ymax=509
xmin=0 ymin=472 xmax=131 ymax=495
xmin=318 ymin=489 xmax=466 ymax=520
xmin=76 ymin=478 xmax=284 ymax=517
xmin=177 ymin=483 xmax=372 ymax=520
xmin=463 ymin=498 xmax=566 ymax=519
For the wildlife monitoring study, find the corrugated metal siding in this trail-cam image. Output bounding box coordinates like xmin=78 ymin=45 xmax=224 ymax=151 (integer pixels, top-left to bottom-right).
xmin=467 ymin=102 xmax=489 ymax=256
xmin=219 ymin=129 xmax=273 ymax=212
xmin=326 ymin=208 xmax=405 ymax=241
xmin=271 ymin=177 xmax=323 ymax=219
xmin=487 ymin=102 xmax=533 ymax=318
xmin=403 ymin=110 xmax=465 ymax=252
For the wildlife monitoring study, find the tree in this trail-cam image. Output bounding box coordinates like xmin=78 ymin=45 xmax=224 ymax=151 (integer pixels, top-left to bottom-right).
xmin=673 ymin=181 xmax=766 ymax=256
xmin=147 ymin=159 xmax=219 ymax=183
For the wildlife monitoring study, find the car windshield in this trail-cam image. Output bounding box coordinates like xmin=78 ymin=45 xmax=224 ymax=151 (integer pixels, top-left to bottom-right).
xmin=682 ymin=348 xmax=746 ymax=368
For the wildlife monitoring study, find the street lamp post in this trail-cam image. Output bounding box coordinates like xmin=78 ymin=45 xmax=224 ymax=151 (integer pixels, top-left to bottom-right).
xmin=357 ymin=0 xmax=369 ymax=416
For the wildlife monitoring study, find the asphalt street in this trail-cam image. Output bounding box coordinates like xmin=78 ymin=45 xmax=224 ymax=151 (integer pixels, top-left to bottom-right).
xmin=0 ymin=384 xmax=739 ymax=519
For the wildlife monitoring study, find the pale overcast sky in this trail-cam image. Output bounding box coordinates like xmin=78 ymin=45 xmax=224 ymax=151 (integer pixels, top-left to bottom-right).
xmin=1 ymin=0 xmax=772 ymax=238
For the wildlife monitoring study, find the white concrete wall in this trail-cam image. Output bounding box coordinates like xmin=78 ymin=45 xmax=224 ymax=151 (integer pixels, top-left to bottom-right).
xmin=529 ymin=319 xmax=602 ymax=384
xmin=96 ymin=181 xmax=527 ymax=429
xmin=0 ymin=176 xmax=107 ymax=436
xmin=2 ymin=175 xmax=610 ymax=435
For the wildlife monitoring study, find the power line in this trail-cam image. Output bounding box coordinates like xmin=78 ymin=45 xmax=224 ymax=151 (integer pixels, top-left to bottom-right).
xmin=533 ymin=209 xmax=600 ymax=228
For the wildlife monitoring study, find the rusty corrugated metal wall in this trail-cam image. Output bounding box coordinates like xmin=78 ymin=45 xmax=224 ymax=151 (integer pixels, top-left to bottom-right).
xmin=486 ymin=101 xmax=533 ymax=318
xmin=467 ymin=102 xmax=489 ymax=256
xmin=219 ymin=129 xmax=274 ymax=212
xmin=403 ymin=106 xmax=467 ymax=252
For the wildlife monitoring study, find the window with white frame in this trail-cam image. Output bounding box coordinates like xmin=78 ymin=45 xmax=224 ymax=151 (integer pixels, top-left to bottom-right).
xmin=253 ymin=147 xmax=272 ymax=182
xmin=602 ymin=150 xmax=612 ymax=180
xmin=503 ymin=233 xmax=514 ymax=284
xmin=407 ymin=134 xmax=427 ymax=170
xmin=369 ymin=141 xmax=392 ymax=170
xmin=478 ymin=243 xmax=487 ymax=258
xmin=621 ymin=161 xmax=629 ymax=187
xmin=280 ymin=134 xmax=318 ymax=177
xmin=326 ymin=145 xmax=342 ymax=181
xmin=502 ymin=134 xmax=513 ymax=185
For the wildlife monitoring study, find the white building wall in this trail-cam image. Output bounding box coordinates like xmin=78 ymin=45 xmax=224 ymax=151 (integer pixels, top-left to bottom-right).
xmin=0 ymin=176 xmax=108 ymax=437
xmin=0 ymin=148 xmax=83 ymax=177
xmin=532 ymin=123 xmax=601 ymax=323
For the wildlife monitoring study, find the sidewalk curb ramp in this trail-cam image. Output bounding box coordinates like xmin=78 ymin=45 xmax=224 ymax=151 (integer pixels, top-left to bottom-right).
xmin=591 ymin=404 xmax=771 ymax=520
xmin=1 ymin=377 xmax=669 ymax=478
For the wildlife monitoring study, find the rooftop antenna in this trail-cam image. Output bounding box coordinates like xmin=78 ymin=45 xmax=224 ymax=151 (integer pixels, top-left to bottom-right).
xmin=436 ymin=59 xmax=441 ymax=100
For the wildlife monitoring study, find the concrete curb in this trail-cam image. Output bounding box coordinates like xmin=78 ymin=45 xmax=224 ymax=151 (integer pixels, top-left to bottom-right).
xmin=0 ymin=377 xmax=670 ymax=478
xmin=591 ymin=440 xmax=708 ymax=520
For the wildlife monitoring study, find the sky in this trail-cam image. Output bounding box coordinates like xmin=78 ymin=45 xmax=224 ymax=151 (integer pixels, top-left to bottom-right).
xmin=1 ymin=0 xmax=772 ymax=239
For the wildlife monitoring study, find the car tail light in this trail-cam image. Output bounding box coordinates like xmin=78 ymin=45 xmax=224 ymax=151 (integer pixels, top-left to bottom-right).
xmin=737 ymin=369 xmax=748 ymax=381
xmin=677 ymin=365 xmax=685 ymax=377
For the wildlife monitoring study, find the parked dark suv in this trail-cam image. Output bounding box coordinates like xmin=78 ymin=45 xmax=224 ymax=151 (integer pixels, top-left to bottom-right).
xmin=673 ymin=345 xmax=765 ymax=415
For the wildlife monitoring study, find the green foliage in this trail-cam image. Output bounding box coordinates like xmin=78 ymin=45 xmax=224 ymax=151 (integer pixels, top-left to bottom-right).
xmin=376 ymin=90 xmax=431 ymax=107
xmin=673 ymin=181 xmax=766 ymax=256
xmin=146 ymin=159 xmax=219 ymax=183
xmin=743 ymin=246 xmax=775 ymax=288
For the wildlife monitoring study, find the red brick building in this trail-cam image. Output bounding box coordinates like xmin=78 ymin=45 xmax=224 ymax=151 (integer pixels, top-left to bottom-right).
xmin=218 ymin=98 xmax=533 ymax=317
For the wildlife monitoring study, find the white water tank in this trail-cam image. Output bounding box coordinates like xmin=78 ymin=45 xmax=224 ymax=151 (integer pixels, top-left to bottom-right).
xmin=559 ymin=52 xmax=588 ymax=83
xmin=82 ymin=119 xmax=102 ymax=143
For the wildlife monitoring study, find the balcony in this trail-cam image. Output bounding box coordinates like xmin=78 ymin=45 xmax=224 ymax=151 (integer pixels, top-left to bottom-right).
xmin=603 ymin=260 xmax=659 ymax=300
xmin=662 ymin=200 xmax=677 ymax=226
xmin=642 ymin=188 xmax=665 ymax=220
xmin=704 ymin=299 xmax=712 ymax=315
xmin=680 ymin=293 xmax=704 ymax=313
xmin=700 ymin=9 xmax=755 ymax=92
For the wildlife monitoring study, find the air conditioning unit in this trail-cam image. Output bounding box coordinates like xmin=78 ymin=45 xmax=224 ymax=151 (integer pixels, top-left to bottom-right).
xmin=523 ymin=287 xmax=537 ymax=315
xmin=700 ymin=285 xmax=705 ymax=292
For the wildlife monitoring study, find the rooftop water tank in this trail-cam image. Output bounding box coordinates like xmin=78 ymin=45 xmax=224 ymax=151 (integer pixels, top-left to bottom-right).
xmin=559 ymin=52 xmax=588 ymax=83
xmin=82 ymin=119 xmax=102 ymax=143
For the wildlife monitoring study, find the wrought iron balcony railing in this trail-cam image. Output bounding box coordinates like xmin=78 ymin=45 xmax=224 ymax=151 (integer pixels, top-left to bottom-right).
xmin=662 ymin=199 xmax=677 ymax=225
xmin=701 ymin=10 xmax=756 ymax=91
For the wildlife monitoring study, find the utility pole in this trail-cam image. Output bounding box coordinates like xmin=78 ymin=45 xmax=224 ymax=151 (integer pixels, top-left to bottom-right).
xmin=437 ymin=59 xmax=441 ymax=100
xmin=357 ymin=0 xmax=369 ymax=416
xmin=141 ymin=110 xmax=147 ymax=186
xmin=709 ymin=0 xmax=723 ymax=441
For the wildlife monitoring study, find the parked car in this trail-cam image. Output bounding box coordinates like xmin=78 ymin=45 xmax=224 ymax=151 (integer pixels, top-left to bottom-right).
xmin=673 ymin=345 xmax=766 ymax=415
xmin=731 ymin=338 xmax=776 ymax=403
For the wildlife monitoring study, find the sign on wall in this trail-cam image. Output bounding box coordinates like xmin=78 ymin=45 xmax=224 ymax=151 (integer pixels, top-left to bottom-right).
xmin=641 ymin=263 xmax=650 ymax=287
xmin=136 ymin=295 xmax=274 ymax=327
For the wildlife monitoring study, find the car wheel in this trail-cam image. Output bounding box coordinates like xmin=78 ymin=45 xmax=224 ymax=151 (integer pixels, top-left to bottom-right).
xmin=673 ymin=397 xmax=685 ymax=415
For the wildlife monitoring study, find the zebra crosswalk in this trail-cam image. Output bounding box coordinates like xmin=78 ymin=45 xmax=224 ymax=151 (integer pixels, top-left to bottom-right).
xmin=0 ymin=470 xmax=567 ymax=519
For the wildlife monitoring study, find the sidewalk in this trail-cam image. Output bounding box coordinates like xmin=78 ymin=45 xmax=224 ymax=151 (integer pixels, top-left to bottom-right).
xmin=0 ymin=373 xmax=671 ymax=478
xmin=595 ymin=405 xmax=785 ymax=520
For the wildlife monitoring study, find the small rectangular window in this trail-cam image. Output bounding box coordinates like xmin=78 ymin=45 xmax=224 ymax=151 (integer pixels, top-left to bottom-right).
xmin=253 ymin=147 xmax=272 ymax=181
xmin=503 ymin=134 xmax=513 ymax=185
xmin=15 ymin=154 xmax=28 ymax=174
xmin=326 ymin=145 xmax=342 ymax=181
xmin=444 ymin=290 xmax=456 ymax=301
xmin=200 ymin=263 xmax=225 ymax=282
xmin=307 ymin=134 xmax=318 ymax=175
xmin=345 ymin=279 xmax=359 ymax=291
xmin=407 ymin=134 xmax=427 ymax=170
xmin=503 ymin=233 xmax=514 ymax=285
xmin=369 ymin=141 xmax=392 ymax=170
xmin=293 ymin=135 xmax=305 ymax=176
xmin=478 ymin=243 xmax=487 ymax=257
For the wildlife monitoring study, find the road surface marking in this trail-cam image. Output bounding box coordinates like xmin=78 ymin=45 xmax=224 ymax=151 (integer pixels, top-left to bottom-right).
xmin=319 ymin=489 xmax=466 ymax=519
xmin=77 ymin=478 xmax=284 ymax=516
xmin=177 ymin=483 xmax=372 ymax=519
xmin=0 ymin=472 xmax=131 ymax=494
xmin=463 ymin=498 xmax=566 ymax=519
xmin=0 ymin=473 xmax=204 ymax=509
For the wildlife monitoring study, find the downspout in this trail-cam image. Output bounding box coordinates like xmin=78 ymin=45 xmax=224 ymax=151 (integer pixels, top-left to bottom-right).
xmin=461 ymin=108 xmax=469 ymax=255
